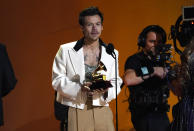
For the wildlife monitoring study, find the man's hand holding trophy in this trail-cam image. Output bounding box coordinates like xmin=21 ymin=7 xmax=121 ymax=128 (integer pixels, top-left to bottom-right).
xmin=82 ymin=61 xmax=113 ymax=95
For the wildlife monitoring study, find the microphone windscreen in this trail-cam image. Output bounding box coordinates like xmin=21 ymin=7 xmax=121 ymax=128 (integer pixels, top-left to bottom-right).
xmin=106 ymin=43 xmax=114 ymax=55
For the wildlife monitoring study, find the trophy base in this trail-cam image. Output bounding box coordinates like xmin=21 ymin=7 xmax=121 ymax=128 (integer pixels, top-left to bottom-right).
xmin=89 ymin=80 xmax=113 ymax=90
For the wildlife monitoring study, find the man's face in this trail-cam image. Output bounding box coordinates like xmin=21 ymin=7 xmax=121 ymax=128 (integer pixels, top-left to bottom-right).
xmin=81 ymin=15 xmax=103 ymax=41
xmin=144 ymin=31 xmax=162 ymax=55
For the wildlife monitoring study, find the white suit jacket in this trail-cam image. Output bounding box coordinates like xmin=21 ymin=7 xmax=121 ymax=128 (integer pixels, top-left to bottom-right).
xmin=52 ymin=39 xmax=122 ymax=109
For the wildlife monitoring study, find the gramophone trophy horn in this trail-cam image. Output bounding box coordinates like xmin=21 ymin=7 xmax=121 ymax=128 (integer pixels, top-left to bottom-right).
xmin=92 ymin=61 xmax=107 ymax=81
xmin=90 ymin=61 xmax=112 ymax=90
xmin=95 ymin=61 xmax=107 ymax=72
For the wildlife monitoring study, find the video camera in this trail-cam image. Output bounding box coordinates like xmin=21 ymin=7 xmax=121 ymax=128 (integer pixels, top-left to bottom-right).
xmin=171 ymin=6 xmax=194 ymax=55
xmin=167 ymin=5 xmax=194 ymax=81
xmin=147 ymin=43 xmax=175 ymax=73
xmin=155 ymin=44 xmax=173 ymax=69
xmin=151 ymin=6 xmax=194 ymax=78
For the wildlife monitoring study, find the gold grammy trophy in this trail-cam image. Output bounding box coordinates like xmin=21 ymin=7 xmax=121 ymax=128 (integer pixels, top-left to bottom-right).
xmin=89 ymin=61 xmax=113 ymax=90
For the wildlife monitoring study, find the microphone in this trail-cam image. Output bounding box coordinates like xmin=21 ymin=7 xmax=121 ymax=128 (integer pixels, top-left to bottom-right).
xmin=104 ymin=43 xmax=116 ymax=58
xmin=101 ymin=42 xmax=116 ymax=58
xmin=106 ymin=43 xmax=115 ymax=55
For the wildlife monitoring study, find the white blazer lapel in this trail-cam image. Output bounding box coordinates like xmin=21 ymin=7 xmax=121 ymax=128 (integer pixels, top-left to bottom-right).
xmin=100 ymin=46 xmax=111 ymax=68
xmin=68 ymin=48 xmax=85 ymax=82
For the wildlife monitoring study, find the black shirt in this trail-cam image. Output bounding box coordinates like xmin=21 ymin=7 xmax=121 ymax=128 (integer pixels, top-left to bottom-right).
xmin=125 ymin=51 xmax=169 ymax=112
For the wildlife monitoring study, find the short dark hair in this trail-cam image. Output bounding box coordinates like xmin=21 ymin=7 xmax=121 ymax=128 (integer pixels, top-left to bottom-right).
xmin=79 ymin=6 xmax=103 ymax=26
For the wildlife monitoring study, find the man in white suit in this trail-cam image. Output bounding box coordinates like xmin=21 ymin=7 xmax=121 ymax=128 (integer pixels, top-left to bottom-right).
xmin=52 ymin=6 xmax=122 ymax=131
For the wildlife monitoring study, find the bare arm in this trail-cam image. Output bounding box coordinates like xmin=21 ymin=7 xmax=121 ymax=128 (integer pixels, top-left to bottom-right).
xmin=124 ymin=67 xmax=168 ymax=87
xmin=124 ymin=69 xmax=144 ymax=86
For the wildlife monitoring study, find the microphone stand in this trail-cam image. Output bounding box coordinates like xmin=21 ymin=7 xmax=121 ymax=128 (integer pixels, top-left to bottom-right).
xmin=111 ymin=52 xmax=118 ymax=131
xmin=105 ymin=43 xmax=119 ymax=131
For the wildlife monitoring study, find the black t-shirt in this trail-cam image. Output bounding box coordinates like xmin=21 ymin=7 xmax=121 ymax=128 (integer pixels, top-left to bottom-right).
xmin=125 ymin=51 xmax=167 ymax=88
xmin=125 ymin=51 xmax=169 ymax=111
xmin=125 ymin=51 xmax=154 ymax=76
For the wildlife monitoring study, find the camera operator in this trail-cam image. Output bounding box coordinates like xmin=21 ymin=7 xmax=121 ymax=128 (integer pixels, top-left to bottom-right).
xmin=124 ymin=25 xmax=170 ymax=131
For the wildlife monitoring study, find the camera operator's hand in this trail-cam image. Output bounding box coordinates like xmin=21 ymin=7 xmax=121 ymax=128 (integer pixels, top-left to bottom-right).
xmin=153 ymin=67 xmax=168 ymax=79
